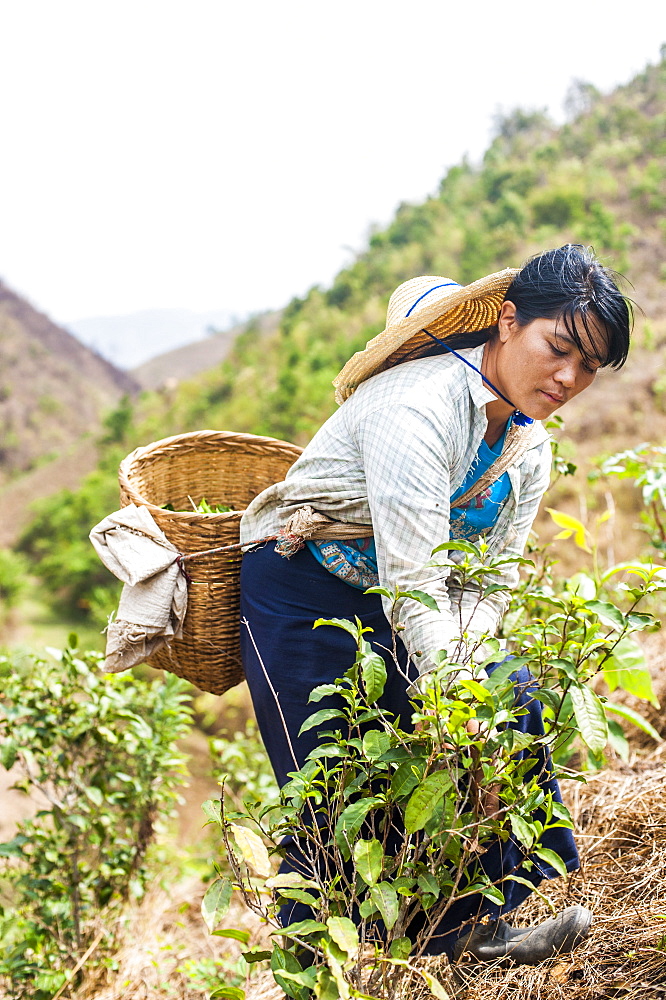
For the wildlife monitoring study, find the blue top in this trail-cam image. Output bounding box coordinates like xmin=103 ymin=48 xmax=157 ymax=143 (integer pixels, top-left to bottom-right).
xmin=307 ymin=426 xmax=511 ymax=590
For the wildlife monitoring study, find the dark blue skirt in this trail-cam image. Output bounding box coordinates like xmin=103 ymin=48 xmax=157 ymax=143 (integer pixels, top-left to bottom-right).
xmin=240 ymin=542 xmax=579 ymax=955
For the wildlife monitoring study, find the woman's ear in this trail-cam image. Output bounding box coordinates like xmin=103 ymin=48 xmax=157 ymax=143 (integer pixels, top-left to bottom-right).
xmin=497 ymin=300 xmax=518 ymax=344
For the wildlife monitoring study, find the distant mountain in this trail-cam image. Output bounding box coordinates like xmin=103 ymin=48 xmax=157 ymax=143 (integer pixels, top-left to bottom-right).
xmin=0 ymin=280 xmax=138 ymax=488
xmin=67 ymin=308 xmax=235 ymax=370
xmin=131 ymin=310 xmax=281 ymax=390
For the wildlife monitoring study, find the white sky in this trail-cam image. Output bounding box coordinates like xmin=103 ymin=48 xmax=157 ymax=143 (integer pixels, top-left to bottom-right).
xmin=0 ymin=0 xmax=664 ymax=327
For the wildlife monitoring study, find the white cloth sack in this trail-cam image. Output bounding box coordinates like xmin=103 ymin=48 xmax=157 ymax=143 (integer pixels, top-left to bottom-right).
xmin=89 ymin=503 xmax=188 ymax=673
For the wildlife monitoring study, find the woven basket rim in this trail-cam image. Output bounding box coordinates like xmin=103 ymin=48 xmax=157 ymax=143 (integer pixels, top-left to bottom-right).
xmin=118 ymin=428 xmax=302 ymax=523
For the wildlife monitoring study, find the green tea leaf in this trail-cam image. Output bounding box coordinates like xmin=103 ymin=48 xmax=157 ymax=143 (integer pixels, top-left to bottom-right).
xmin=390 ymin=937 xmax=412 ymax=959
xmin=213 ymin=927 xmax=250 ymax=942
xmin=417 ymin=872 xmax=439 ymax=897
xmin=369 ymin=881 xmax=399 ymax=929
xmin=275 ymin=918 xmax=327 ymax=938
xmin=201 ymin=877 xmax=233 ymax=932
xmin=586 ymin=600 xmax=626 ymax=632
xmin=570 ymin=683 xmax=608 ymax=755
xmin=510 ymin=813 xmax=536 ymax=848
xmin=603 ymin=637 xmax=659 ymax=707
xmin=364 ymin=585 xmax=394 ymax=599
xmin=534 ymin=847 xmax=568 ymax=877
xmin=316 ymin=967 xmax=344 ymax=1000
xmin=313 ymin=617 xmax=360 ymax=637
xmin=298 ymin=708 xmax=346 ymax=735
xmin=362 ymin=729 xmax=391 ymax=759
xmin=481 ymin=884 xmax=505 ymax=905
xmin=327 ymin=916 xmax=359 ymax=957
xmin=483 ymin=657 xmax=523 ymax=691
xmin=391 ymin=757 xmax=426 ymax=798
xmin=271 ymin=946 xmax=309 ymax=1000
xmin=277 ymin=888 xmax=320 ymax=907
xmin=242 ymin=948 xmax=272 ymax=963
xmin=605 ymin=701 xmax=661 ymax=742
xmin=201 ymin=798 xmax=222 ymax=825
xmin=334 ymin=796 xmax=383 ymax=859
xmin=308 ymin=683 xmax=343 ymax=702
xmin=404 ymin=770 xmax=453 ymax=833
xmin=402 ymin=589 xmax=439 ymax=612
xmin=457 ymin=678 xmax=493 ymax=703
xmin=431 ymin=539 xmax=482 ymax=558
xmin=353 ymin=837 xmax=384 ymax=886
xmin=361 ymin=651 xmax=387 ymax=703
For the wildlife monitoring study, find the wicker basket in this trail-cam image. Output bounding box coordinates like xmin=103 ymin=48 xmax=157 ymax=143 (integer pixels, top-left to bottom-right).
xmin=118 ymin=429 xmax=302 ymax=694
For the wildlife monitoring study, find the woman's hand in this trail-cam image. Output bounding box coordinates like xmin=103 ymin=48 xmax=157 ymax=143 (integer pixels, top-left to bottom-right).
xmin=466 ymin=718 xmax=501 ymax=819
xmin=415 ymin=712 xmax=501 ymax=819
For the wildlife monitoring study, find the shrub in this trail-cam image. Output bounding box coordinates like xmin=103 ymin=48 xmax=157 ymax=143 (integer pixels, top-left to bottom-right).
xmin=202 ymin=542 xmax=664 ymax=998
xmin=0 ymin=643 xmax=192 ymax=998
xmin=0 ymin=549 xmax=29 ymax=611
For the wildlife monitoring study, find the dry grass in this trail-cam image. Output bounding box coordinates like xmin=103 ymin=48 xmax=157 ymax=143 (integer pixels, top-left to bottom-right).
xmin=448 ymin=752 xmax=666 ymax=1000
xmin=70 ymin=876 xmax=272 ymax=1000
xmin=66 ymin=747 xmax=666 ymax=1000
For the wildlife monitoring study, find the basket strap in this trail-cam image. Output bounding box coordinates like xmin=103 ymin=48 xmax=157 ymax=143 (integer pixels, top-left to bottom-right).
xmin=177 ymin=423 xmax=536 ymax=570
xmin=452 ymin=420 xmax=537 ymax=508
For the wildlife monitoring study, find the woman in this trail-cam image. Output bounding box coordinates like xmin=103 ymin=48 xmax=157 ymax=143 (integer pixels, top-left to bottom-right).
xmin=239 ymin=245 xmax=631 ymax=962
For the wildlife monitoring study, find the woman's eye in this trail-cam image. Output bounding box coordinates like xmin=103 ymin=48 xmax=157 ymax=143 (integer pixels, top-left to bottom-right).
xmin=550 ymin=343 xmax=568 ymax=357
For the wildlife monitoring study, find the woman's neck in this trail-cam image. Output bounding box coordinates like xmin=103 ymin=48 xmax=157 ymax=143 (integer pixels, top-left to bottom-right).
xmin=484 ymin=405 xmax=511 ymax=447
xmin=481 ymin=337 xmax=514 ymax=445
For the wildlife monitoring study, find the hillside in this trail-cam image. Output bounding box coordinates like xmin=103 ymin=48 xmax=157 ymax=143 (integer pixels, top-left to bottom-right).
xmin=0 ymin=280 xmax=138 ymax=487
xmin=6 ymin=54 xmax=666 ymax=625
xmin=131 ymin=310 xmax=281 ymax=390
xmin=120 ymin=58 xmax=666 ymax=569
xmin=132 ymin=63 xmax=666 ymax=450
xmin=3 ymin=55 xmax=666 ymax=1000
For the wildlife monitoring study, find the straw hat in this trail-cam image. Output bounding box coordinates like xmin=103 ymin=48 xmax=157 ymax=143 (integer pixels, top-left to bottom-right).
xmin=333 ymin=268 xmax=519 ymax=403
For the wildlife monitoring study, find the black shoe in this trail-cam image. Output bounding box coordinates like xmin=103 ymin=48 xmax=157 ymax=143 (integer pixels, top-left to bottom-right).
xmin=453 ymin=905 xmax=592 ymax=964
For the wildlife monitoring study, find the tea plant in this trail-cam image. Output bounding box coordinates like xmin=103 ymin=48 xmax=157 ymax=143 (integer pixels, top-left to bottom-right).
xmin=203 ymin=541 xmax=665 ymax=998
xmin=0 ymin=642 xmax=193 ymax=999
xmin=597 ymin=444 xmax=666 ymax=555
xmin=505 ymin=505 xmax=663 ymax=765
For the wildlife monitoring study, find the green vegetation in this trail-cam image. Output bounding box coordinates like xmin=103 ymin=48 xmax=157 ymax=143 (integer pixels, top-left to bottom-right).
xmin=0 ymin=50 xmax=665 ymax=1000
xmin=0 ymin=642 xmax=192 ymax=997
xmin=202 ymin=539 xmax=664 ymax=998
xmin=18 ymin=462 xmax=123 ymax=626
xmin=0 ymin=549 xmax=29 ymax=612
xmin=8 ymin=53 xmax=666 ymax=629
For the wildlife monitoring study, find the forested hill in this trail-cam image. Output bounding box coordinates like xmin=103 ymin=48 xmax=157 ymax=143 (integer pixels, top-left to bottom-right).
xmin=5 ymin=55 xmax=666 ymax=561
xmin=131 ymin=56 xmax=666 ymax=461
xmin=0 ymin=279 xmax=138 ymax=485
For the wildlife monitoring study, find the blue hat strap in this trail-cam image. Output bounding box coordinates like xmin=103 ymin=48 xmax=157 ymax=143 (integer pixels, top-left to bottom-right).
xmin=405 ymin=282 xmax=461 ymax=317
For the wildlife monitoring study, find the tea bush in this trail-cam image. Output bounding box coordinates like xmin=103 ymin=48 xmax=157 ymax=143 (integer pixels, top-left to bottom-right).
xmin=0 ymin=642 xmax=192 ymax=998
xmin=203 ymin=540 xmax=664 ymax=998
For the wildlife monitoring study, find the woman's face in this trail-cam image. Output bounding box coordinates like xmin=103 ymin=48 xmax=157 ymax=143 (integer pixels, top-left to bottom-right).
xmin=484 ymin=300 xmax=605 ymax=421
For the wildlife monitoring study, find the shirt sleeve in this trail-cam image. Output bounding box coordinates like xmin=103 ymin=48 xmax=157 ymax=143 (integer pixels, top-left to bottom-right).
xmin=354 ymin=402 xmax=551 ymax=676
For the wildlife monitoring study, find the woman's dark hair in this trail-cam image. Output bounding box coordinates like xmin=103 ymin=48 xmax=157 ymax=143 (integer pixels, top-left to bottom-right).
xmin=504 ymin=244 xmax=632 ymax=369
xmin=422 ymin=244 xmax=632 ymax=368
